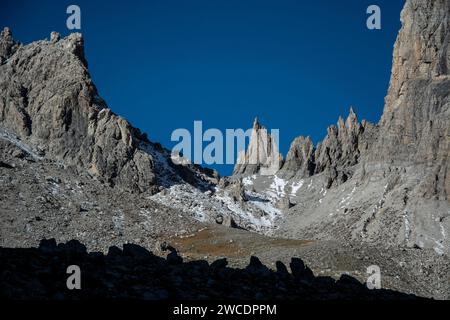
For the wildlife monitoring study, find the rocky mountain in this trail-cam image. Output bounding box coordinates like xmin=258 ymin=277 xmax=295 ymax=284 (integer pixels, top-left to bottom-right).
xmin=277 ymin=108 xmax=378 ymax=188
xmin=279 ymin=135 xmax=315 ymax=178
xmin=231 ymin=0 xmax=450 ymax=257
xmin=372 ymin=0 xmax=450 ymax=201
xmin=0 ymin=28 xmax=219 ymax=194
xmin=0 ymin=27 xmax=287 ymax=236
xmin=233 ymin=117 xmax=283 ymax=176
xmin=0 ymin=0 xmax=449 ymax=300
xmin=0 ymin=27 xmax=19 ymax=63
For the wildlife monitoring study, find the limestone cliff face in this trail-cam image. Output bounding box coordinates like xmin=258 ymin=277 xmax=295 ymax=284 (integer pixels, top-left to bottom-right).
xmin=280 ymin=136 xmax=315 ymax=178
xmin=277 ymin=0 xmax=449 ymax=197
xmin=232 ymin=1 xmax=449 ymax=255
xmin=279 ymin=108 xmax=377 ymax=187
xmin=233 ymin=118 xmax=283 ymax=176
xmin=313 ymin=109 xmax=378 ymax=187
xmin=0 ymin=29 xmax=156 ymax=192
xmin=372 ymin=0 xmax=450 ymax=199
xmin=272 ymin=0 xmax=450 ymax=255
xmin=0 ymin=27 xmax=19 ymax=63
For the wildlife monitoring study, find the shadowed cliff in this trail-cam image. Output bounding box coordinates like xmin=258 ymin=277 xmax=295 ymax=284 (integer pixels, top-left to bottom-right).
xmin=0 ymin=239 xmax=426 ymax=300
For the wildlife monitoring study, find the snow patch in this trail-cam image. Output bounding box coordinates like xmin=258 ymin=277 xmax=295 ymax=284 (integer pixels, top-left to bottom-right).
xmin=269 ymin=175 xmax=287 ymax=198
xmin=0 ymin=128 xmax=43 ymax=160
xmin=150 ymin=181 xmax=282 ymax=235
xmin=339 ymin=186 xmax=356 ymax=207
xmin=290 ymin=180 xmax=304 ymax=195
xmin=243 ymin=175 xmax=256 ymax=186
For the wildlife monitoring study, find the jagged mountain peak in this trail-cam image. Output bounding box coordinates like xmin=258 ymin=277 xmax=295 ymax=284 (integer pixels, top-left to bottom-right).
xmin=370 ymin=0 xmax=449 ymax=199
xmin=0 ymin=1 xmax=449 ymax=301
xmin=279 ymin=135 xmax=315 ymax=178
xmin=278 ymin=107 xmax=373 ymax=184
xmin=0 ymin=29 xmax=215 ymax=194
xmin=336 ymin=107 xmax=358 ymax=133
xmin=274 ymin=0 xmax=449 ymax=257
xmin=252 ymin=116 xmax=261 ymax=129
xmin=233 ymin=118 xmax=283 ymax=176
xmin=345 ymin=106 xmax=358 ymax=129
xmin=1 ymin=26 xmax=12 ymax=39
xmin=0 ymin=27 xmax=19 ymax=63
xmin=62 ymin=32 xmax=87 ymax=66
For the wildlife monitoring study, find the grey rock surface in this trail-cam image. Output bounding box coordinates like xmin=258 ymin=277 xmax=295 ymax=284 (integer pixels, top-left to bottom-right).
xmin=0 ymin=138 xmax=202 ymax=253
xmin=278 ymin=108 xmax=379 ymax=189
xmin=232 ymin=0 xmax=450 ymax=257
xmin=0 ymin=0 xmax=449 ymax=300
xmin=279 ymin=135 xmax=315 ymax=178
xmin=0 ymin=27 xmax=19 ymax=63
xmin=371 ymin=0 xmax=450 ymax=200
xmin=233 ymin=118 xmax=283 ymax=176
xmin=0 ymin=30 xmax=156 ymax=193
xmin=0 ymin=29 xmax=217 ymax=194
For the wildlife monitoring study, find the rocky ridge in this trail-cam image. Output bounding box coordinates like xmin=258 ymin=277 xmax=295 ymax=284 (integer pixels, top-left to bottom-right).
xmin=0 ymin=28 xmax=217 ymax=194
xmin=232 ymin=0 xmax=450 ymax=255
xmin=233 ymin=117 xmax=283 ymax=176
xmin=0 ymin=0 xmax=450 ymax=300
xmin=373 ymin=0 xmax=450 ymax=201
xmin=277 ymin=108 xmax=378 ymax=188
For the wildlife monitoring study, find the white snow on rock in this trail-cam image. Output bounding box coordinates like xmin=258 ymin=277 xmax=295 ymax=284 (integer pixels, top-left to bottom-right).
xmin=0 ymin=128 xmax=43 ymax=160
xmin=243 ymin=175 xmax=256 ymax=186
xmin=269 ymin=175 xmax=287 ymax=198
xmin=149 ymin=179 xmax=282 ymax=235
xmin=290 ymin=179 xmax=304 ymax=195
xmin=339 ymin=186 xmax=356 ymax=207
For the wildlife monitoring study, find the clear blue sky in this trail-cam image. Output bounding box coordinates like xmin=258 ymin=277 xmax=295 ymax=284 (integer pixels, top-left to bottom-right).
xmin=2 ymin=0 xmax=404 ymax=175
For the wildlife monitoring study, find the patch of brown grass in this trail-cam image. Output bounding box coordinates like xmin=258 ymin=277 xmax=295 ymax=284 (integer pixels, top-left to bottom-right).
xmin=169 ymin=228 xmax=244 ymax=258
xmin=168 ymin=227 xmax=313 ymax=260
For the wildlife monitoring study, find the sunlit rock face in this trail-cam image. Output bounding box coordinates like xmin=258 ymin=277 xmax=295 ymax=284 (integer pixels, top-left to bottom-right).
xmin=233 ymin=118 xmax=283 ymax=176
xmin=232 ymin=0 xmax=450 ymax=255
xmin=371 ymin=0 xmax=450 ymax=199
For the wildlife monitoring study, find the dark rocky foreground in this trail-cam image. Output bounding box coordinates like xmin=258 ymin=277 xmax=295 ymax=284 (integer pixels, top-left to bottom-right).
xmin=0 ymin=239 xmax=425 ymax=300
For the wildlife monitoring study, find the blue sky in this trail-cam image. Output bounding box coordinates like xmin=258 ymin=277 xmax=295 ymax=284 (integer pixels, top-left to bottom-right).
xmin=2 ymin=0 xmax=404 ymax=175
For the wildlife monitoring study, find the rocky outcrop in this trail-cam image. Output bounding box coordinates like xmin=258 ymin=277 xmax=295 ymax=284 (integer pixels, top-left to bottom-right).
xmin=274 ymin=1 xmax=449 ymax=195
xmin=371 ymin=0 xmax=450 ymax=200
xmin=314 ymin=108 xmax=361 ymax=173
xmin=230 ymin=178 xmax=248 ymax=203
xmin=279 ymin=136 xmax=315 ymax=178
xmin=277 ymin=1 xmax=449 ymax=195
xmin=233 ymin=118 xmax=283 ymax=176
xmin=314 ymin=108 xmax=378 ymax=187
xmin=0 ymin=27 xmax=19 ymax=64
xmin=279 ymin=108 xmax=378 ymax=187
xmin=273 ymin=0 xmax=450 ymax=255
xmin=0 ymin=30 xmax=165 ymax=193
xmin=276 ymin=195 xmax=294 ymax=210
